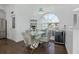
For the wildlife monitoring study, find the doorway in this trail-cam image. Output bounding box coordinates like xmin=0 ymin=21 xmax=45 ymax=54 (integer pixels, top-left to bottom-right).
xmin=40 ymin=13 xmax=60 ymax=41
xmin=0 ymin=9 xmax=7 ymax=39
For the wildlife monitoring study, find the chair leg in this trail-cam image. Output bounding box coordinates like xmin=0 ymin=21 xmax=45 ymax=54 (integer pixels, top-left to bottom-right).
xmin=31 ymin=49 xmax=35 ymax=54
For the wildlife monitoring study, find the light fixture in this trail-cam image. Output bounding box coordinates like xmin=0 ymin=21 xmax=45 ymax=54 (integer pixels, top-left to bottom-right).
xmin=39 ymin=8 xmax=43 ymax=12
xmin=38 ymin=8 xmax=46 ymax=14
xmin=11 ymin=11 xmax=15 ymax=18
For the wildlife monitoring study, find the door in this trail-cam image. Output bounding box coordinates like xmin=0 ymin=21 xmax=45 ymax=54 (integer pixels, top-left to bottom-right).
xmin=0 ymin=18 xmax=7 ymax=38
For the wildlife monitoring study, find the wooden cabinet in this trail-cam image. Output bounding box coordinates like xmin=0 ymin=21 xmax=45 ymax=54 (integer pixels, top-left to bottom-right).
xmin=55 ymin=31 xmax=65 ymax=44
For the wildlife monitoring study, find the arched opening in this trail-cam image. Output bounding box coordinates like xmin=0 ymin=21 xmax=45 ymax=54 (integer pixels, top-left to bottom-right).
xmin=40 ymin=13 xmax=60 ymax=40
xmin=40 ymin=13 xmax=60 ymax=30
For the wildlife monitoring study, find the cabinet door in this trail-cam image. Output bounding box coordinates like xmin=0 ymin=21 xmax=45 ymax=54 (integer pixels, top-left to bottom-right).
xmin=55 ymin=32 xmax=64 ymax=43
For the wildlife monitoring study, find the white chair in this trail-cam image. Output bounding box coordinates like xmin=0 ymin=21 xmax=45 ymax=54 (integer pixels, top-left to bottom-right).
xmin=22 ymin=30 xmax=31 ymax=47
xmin=22 ymin=30 xmax=39 ymax=49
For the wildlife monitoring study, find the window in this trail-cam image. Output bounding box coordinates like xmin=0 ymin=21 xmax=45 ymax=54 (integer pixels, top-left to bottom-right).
xmin=43 ymin=13 xmax=59 ymax=23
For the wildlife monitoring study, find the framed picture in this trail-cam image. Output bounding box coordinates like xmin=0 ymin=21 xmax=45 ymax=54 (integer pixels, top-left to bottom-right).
xmin=11 ymin=11 xmax=15 ymax=29
xmin=12 ymin=16 xmax=15 ymax=28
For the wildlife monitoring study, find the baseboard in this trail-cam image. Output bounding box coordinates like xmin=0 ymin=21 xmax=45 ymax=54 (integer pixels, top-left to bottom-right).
xmin=55 ymin=42 xmax=64 ymax=44
xmin=15 ymin=39 xmax=23 ymax=43
xmin=7 ymin=37 xmax=23 ymax=43
xmin=65 ymin=44 xmax=72 ymax=54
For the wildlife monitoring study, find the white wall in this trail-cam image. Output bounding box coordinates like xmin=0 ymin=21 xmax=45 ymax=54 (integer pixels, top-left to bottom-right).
xmin=14 ymin=5 xmax=34 ymax=42
xmin=6 ymin=5 xmax=17 ymax=41
xmin=73 ymin=29 xmax=79 ymax=54
xmin=0 ymin=5 xmax=6 ymax=10
xmin=73 ymin=11 xmax=79 ymax=54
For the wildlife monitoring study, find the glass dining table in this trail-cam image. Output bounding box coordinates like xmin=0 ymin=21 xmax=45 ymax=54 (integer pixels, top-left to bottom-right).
xmin=30 ymin=30 xmax=44 ymax=49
